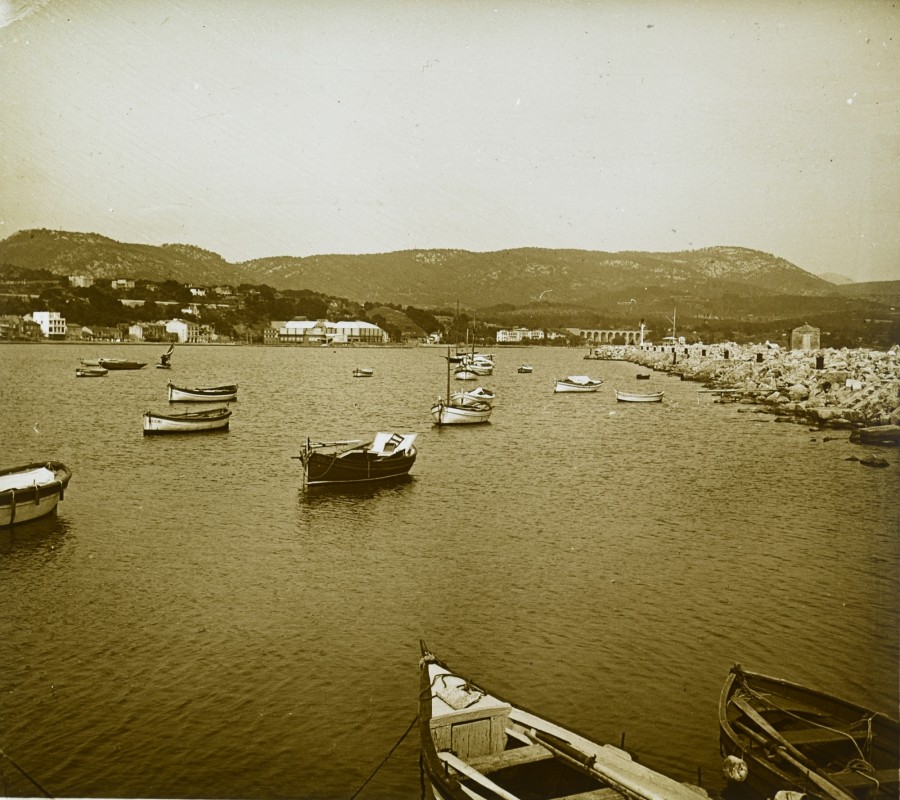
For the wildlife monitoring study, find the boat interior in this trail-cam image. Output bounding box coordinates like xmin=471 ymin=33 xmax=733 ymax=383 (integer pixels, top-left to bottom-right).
xmin=426 ymin=665 xmax=703 ymax=800
xmin=367 ymin=432 xmax=416 ymax=456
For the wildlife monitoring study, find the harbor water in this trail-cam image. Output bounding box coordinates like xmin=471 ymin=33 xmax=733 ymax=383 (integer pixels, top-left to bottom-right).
xmin=1 ymin=343 xmax=897 ymax=799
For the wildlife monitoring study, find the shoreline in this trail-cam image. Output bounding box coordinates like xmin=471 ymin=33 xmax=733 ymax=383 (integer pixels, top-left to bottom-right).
xmin=589 ymin=342 xmax=900 ymax=432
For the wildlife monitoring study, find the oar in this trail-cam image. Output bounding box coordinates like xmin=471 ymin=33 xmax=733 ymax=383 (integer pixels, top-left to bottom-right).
xmin=730 ymin=695 xmax=855 ymax=800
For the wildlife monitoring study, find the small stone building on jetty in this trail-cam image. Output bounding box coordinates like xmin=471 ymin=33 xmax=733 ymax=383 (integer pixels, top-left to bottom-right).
xmin=790 ymin=323 xmax=821 ymax=351
xmin=603 ymin=341 xmax=900 ymax=429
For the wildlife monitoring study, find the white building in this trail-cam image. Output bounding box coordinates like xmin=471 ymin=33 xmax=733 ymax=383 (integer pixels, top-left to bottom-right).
xmin=69 ymin=275 xmax=93 ymax=288
xmin=496 ymin=327 xmax=544 ymax=343
xmin=278 ymin=319 xmax=388 ymax=344
xmin=166 ymin=318 xmax=201 ymax=343
xmin=110 ymin=278 xmax=135 ymax=290
xmin=31 ymin=311 xmax=67 ymax=339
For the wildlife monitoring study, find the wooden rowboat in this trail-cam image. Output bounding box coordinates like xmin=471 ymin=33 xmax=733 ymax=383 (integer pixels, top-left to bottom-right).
xmin=0 ymin=461 xmax=72 ymax=526
xmin=76 ymin=366 xmax=108 ymax=377
xmin=352 ymin=367 xmax=374 ymax=377
xmin=419 ymin=641 xmax=708 ymax=800
xmin=614 ymin=389 xmax=664 ymax=403
xmin=554 ymin=375 xmax=602 ymax=393
xmin=294 ymin=432 xmax=417 ymax=485
xmin=719 ymin=664 xmax=900 ymax=800
xmin=143 ymin=407 xmax=231 ymax=435
xmin=167 ymin=382 xmax=238 ymax=402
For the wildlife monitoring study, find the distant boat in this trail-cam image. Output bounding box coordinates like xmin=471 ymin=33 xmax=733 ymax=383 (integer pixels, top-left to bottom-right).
xmin=433 ymin=348 xmax=492 ymax=425
xmin=0 ymin=461 xmax=72 ymax=526
xmin=419 ymin=640 xmax=709 ymax=800
xmin=98 ymin=358 xmax=147 ymax=370
xmin=294 ymin=432 xmax=417 ymax=486
xmin=554 ymin=375 xmax=602 ymax=393
xmin=719 ymin=664 xmax=899 ymax=800
xmin=352 ymin=367 xmax=374 ymax=377
xmin=636 ymin=373 xmax=651 ymax=380
xmin=614 ymin=389 xmax=664 ymax=403
xmin=167 ymin=382 xmax=238 ymax=402
xmin=156 ymin=344 xmax=174 ymax=369
xmin=143 ymin=407 xmax=232 ymax=435
xmin=76 ymin=366 xmax=108 ymax=377
xmin=517 ymin=365 xmax=533 ymax=373
xmin=454 ymin=366 xmax=478 ymax=381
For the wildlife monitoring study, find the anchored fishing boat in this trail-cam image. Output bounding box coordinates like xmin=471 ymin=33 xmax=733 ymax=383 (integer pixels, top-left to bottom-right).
xmin=719 ymin=664 xmax=900 ymax=800
xmin=554 ymin=375 xmax=602 ymax=393
xmin=419 ymin=641 xmax=708 ymax=800
xmin=98 ymin=358 xmax=147 ymax=370
xmin=433 ymin=348 xmax=493 ymax=425
xmin=294 ymin=432 xmax=417 ymax=485
xmin=614 ymin=389 xmax=664 ymax=403
xmin=143 ymin=407 xmax=232 ymax=435
xmin=167 ymin=382 xmax=238 ymax=402
xmin=352 ymin=367 xmax=374 ymax=377
xmin=0 ymin=461 xmax=72 ymax=526
xmin=517 ymin=365 xmax=533 ymax=374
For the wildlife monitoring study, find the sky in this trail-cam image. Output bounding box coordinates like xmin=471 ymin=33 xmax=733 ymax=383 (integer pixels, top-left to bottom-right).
xmin=1 ymin=0 xmax=898 ymax=282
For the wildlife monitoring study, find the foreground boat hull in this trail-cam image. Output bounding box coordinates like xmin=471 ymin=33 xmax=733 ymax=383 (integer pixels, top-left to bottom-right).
xmin=143 ymin=408 xmax=232 ymax=435
xmin=719 ymin=665 xmax=900 ymax=800
xmin=420 ymin=642 xmax=707 ymax=800
xmin=0 ymin=462 xmax=72 ymax=526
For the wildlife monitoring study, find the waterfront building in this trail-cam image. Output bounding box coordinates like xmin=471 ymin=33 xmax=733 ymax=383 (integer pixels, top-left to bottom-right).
xmin=31 ymin=310 xmax=67 ymax=339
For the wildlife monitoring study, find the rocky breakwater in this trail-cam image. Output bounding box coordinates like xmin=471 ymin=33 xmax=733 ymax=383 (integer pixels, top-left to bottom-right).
xmin=605 ymin=343 xmax=900 ymax=431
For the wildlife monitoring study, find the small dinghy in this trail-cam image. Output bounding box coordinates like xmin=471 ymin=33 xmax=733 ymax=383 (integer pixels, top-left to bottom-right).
xmin=0 ymin=462 xmax=72 ymax=526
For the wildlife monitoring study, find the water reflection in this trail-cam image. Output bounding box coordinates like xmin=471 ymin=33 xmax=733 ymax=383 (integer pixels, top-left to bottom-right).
xmin=0 ymin=513 xmax=73 ymax=559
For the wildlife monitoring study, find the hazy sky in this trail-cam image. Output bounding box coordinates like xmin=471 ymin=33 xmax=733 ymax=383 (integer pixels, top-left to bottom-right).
xmin=1 ymin=0 xmax=898 ymax=281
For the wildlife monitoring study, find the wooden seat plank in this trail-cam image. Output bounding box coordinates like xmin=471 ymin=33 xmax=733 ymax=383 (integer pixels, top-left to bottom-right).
xmin=830 ymin=768 xmax=900 ymax=789
xmin=781 ymin=727 xmax=867 ymax=746
xmin=469 ymin=744 xmax=555 ymax=773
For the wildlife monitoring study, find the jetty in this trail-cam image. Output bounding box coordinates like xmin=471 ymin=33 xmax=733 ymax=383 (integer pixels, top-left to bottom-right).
xmin=591 ymin=342 xmax=900 ymax=431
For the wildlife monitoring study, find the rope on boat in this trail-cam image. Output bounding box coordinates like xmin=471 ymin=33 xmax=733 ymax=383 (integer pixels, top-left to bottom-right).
xmin=734 ymin=679 xmax=877 ymax=775
xmin=0 ymin=747 xmax=54 ymax=798
xmin=348 ymin=713 xmax=418 ymax=800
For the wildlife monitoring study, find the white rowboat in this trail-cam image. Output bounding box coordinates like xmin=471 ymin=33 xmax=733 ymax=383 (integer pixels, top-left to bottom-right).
xmin=0 ymin=462 xmax=72 ymax=526
xmin=614 ymin=389 xmax=664 ymax=403
xmin=143 ymin=407 xmax=232 ymax=435
xmin=554 ymin=375 xmax=603 ymax=393
xmin=167 ymin=382 xmax=238 ymax=402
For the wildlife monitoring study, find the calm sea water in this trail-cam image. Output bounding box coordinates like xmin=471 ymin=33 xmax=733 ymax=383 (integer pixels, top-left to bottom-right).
xmin=1 ymin=343 xmax=897 ymax=800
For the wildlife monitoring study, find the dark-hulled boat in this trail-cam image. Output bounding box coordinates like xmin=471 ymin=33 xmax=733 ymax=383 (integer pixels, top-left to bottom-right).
xmin=419 ymin=641 xmax=709 ymax=800
xmin=167 ymin=382 xmax=238 ymax=402
xmin=98 ymin=358 xmax=147 ymax=370
xmin=0 ymin=461 xmax=72 ymax=526
xmin=719 ymin=665 xmax=899 ymax=800
xmin=143 ymin=407 xmax=232 ymax=435
xmin=295 ymin=432 xmax=417 ymax=485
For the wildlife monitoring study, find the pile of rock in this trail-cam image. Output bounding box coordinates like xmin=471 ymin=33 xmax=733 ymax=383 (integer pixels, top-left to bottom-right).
xmin=605 ymin=342 xmax=900 ymax=428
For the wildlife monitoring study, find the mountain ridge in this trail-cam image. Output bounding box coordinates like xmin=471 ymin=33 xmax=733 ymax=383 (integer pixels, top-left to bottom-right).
xmin=1 ymin=228 xmax=851 ymax=312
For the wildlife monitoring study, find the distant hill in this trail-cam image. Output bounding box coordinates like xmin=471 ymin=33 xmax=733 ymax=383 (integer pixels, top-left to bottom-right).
xmin=818 ymin=272 xmax=855 ymax=285
xmin=0 ymin=229 xmax=842 ymax=315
